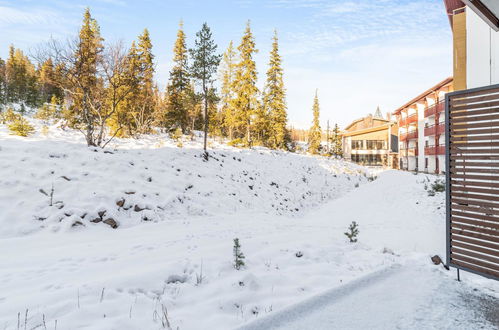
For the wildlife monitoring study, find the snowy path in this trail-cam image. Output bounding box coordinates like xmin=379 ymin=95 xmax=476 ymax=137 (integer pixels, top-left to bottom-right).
xmin=238 ymin=263 xmax=499 ymax=330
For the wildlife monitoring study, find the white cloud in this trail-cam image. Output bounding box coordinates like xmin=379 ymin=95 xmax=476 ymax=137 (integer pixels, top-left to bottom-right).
xmin=0 ymin=6 xmax=61 ymax=26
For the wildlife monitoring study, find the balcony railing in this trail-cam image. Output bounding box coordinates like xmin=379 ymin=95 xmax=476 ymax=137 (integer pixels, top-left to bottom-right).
xmin=399 ymin=113 xmax=418 ymax=126
xmin=424 ymin=101 xmax=445 ymax=117
xmin=424 ymin=144 xmax=445 ymax=155
xmin=407 ymin=130 xmax=418 ymax=140
xmin=424 ymin=123 xmax=445 ymax=136
xmin=407 ymin=147 xmax=418 ymax=156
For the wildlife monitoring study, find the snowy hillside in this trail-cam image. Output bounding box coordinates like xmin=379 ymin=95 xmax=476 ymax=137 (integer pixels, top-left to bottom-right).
xmin=0 ymin=120 xmax=369 ymax=238
xmin=0 ymin=121 xmax=497 ymax=330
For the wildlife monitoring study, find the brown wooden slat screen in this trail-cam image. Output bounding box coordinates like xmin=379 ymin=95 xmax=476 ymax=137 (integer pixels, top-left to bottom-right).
xmin=446 ymin=84 xmax=499 ymax=281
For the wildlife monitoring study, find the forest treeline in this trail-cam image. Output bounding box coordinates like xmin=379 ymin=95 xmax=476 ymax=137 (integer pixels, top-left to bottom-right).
xmin=0 ymin=8 xmax=342 ymax=156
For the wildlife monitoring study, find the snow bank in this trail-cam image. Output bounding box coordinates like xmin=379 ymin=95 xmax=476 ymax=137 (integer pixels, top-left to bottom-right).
xmin=0 ymin=120 xmax=369 ymax=238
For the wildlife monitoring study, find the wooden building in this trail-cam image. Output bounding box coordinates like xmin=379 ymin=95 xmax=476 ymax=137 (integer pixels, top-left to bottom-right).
xmin=342 ymin=109 xmax=399 ymax=168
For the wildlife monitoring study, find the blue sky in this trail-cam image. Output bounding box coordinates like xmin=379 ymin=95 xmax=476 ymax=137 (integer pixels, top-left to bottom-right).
xmin=0 ymin=0 xmax=452 ymax=128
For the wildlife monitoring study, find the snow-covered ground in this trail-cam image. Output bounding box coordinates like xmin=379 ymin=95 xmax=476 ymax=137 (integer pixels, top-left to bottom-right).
xmin=0 ymin=121 xmax=498 ymax=330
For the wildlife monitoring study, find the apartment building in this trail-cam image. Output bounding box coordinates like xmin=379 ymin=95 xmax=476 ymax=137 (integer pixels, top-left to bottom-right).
xmin=393 ymin=78 xmax=454 ymax=174
xmin=342 ymin=109 xmax=398 ymax=168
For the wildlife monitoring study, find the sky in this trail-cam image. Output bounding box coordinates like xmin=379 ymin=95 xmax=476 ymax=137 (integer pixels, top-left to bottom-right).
xmin=0 ymin=0 xmax=453 ymax=129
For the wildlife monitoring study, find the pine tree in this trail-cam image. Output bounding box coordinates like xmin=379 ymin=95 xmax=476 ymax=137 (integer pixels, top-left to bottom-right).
xmin=134 ymin=29 xmax=155 ymax=133
xmin=264 ymin=30 xmax=289 ymax=150
xmin=5 ymin=46 xmax=39 ymax=108
xmin=219 ymin=41 xmax=237 ymax=140
xmin=35 ymin=95 xmax=59 ymax=124
xmin=189 ymin=22 xmax=221 ymax=157
xmin=67 ymin=7 xmax=104 ymax=146
xmin=332 ymin=123 xmax=342 ymax=158
xmin=108 ymin=41 xmax=139 ymax=137
xmin=39 ymin=57 xmax=62 ymax=103
xmin=308 ymin=90 xmax=322 ymax=154
xmin=233 ymin=238 xmax=245 ymax=270
xmin=232 ymin=21 xmax=259 ymax=146
xmin=344 ymin=221 xmax=359 ymax=243
xmin=0 ymin=57 xmax=6 ymax=108
xmin=8 ymin=116 xmax=35 ymax=137
xmin=165 ymin=21 xmax=190 ymax=132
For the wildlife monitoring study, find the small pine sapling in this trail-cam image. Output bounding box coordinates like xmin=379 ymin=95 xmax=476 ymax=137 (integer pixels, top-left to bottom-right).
xmin=8 ymin=116 xmax=35 ymax=137
xmin=0 ymin=108 xmax=18 ymax=124
xmin=233 ymin=238 xmax=245 ymax=270
xmin=344 ymin=221 xmax=359 ymax=243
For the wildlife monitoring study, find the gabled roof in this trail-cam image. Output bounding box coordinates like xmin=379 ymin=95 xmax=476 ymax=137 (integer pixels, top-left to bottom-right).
xmin=462 ymin=0 xmax=499 ymax=31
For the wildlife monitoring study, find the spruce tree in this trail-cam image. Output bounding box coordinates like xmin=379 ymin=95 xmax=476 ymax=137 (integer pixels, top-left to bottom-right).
xmin=0 ymin=57 xmax=6 ymax=108
xmin=5 ymin=46 xmax=39 ymax=108
xmin=108 ymin=41 xmax=139 ymax=137
xmin=39 ymin=57 xmax=62 ymax=103
xmin=263 ymin=30 xmax=288 ymax=150
xmin=232 ymin=21 xmax=259 ymax=146
xmin=233 ymin=238 xmax=245 ymax=270
xmin=135 ymin=29 xmax=155 ymax=133
xmin=219 ymin=41 xmax=236 ymax=140
xmin=308 ymin=90 xmax=322 ymax=154
xmin=165 ymin=21 xmax=190 ymax=132
xmin=68 ymin=7 xmax=104 ymax=146
xmin=189 ymin=22 xmax=221 ymax=157
xmin=332 ymin=123 xmax=343 ymax=158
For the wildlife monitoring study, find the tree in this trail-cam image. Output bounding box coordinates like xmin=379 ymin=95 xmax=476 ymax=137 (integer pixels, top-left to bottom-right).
xmin=35 ymin=94 xmax=59 ymax=124
xmin=134 ymin=29 xmax=155 ymax=134
xmin=232 ymin=21 xmax=259 ymax=146
xmin=308 ymin=90 xmax=321 ymax=154
xmin=38 ymin=8 xmax=131 ymax=147
xmin=64 ymin=7 xmax=105 ymax=146
xmin=233 ymin=238 xmax=245 ymax=270
xmin=332 ymin=123 xmax=342 ymax=158
xmin=39 ymin=57 xmax=62 ymax=103
xmin=344 ymin=221 xmax=359 ymax=243
xmin=101 ymin=41 xmax=139 ymax=145
xmin=5 ymin=46 xmax=39 ymax=108
xmin=8 ymin=115 xmax=35 ymax=137
xmin=0 ymin=57 xmax=7 ymax=109
xmin=263 ymin=30 xmax=289 ymax=150
xmin=189 ymin=22 xmax=221 ymax=158
xmin=219 ymin=41 xmax=237 ymax=140
xmin=165 ymin=21 xmax=190 ymax=132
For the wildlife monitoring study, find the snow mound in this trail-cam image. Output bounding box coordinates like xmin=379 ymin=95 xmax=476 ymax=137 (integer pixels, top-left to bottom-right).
xmin=0 ymin=120 xmax=370 ymax=238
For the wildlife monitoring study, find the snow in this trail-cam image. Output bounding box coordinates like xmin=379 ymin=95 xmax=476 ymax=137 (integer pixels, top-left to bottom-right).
xmin=238 ymin=261 xmax=499 ymax=330
xmin=0 ymin=120 xmax=498 ymax=330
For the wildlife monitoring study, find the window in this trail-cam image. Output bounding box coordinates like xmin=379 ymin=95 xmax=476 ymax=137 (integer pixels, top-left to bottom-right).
xmin=351 ymin=154 xmax=383 ymax=166
xmin=351 ymin=140 xmax=363 ymax=149
xmin=366 ymin=140 xmax=385 ymax=150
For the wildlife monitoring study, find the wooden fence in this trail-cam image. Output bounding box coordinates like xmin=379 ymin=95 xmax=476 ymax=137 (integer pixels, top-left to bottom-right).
xmin=446 ymin=84 xmax=499 ymax=280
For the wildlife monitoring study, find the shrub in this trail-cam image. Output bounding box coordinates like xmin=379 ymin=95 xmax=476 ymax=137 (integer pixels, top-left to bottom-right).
xmin=8 ymin=116 xmax=35 ymax=137
xmin=233 ymin=238 xmax=245 ymax=270
xmin=344 ymin=221 xmax=359 ymax=243
xmin=228 ymin=138 xmax=244 ymax=147
xmin=0 ymin=108 xmax=19 ymax=124
xmin=170 ymin=127 xmax=182 ymax=141
xmin=428 ymin=178 xmax=445 ymax=196
xmin=35 ymin=103 xmax=56 ymax=124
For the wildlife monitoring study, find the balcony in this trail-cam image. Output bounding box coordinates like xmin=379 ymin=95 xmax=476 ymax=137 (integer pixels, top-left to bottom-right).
xmin=399 ymin=113 xmax=418 ymax=126
xmin=424 ymin=124 xmax=445 ymax=136
xmin=425 ymin=144 xmax=445 ymax=155
xmin=400 ymin=145 xmax=418 ymax=157
xmin=407 ymin=147 xmax=418 ymax=157
xmin=407 ymin=130 xmax=418 ymax=140
xmin=424 ymin=101 xmax=444 ymax=117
